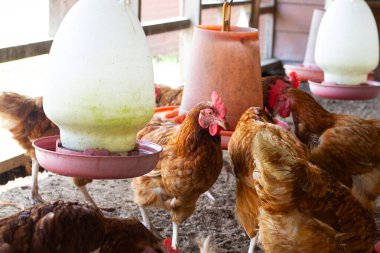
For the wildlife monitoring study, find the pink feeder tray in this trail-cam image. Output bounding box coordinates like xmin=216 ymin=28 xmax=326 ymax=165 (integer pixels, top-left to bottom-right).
xmin=33 ymin=135 xmax=162 ymax=179
xmin=309 ymin=80 xmax=380 ymax=100
xmin=284 ymin=64 xmax=375 ymax=83
xmin=284 ymin=64 xmax=324 ymax=82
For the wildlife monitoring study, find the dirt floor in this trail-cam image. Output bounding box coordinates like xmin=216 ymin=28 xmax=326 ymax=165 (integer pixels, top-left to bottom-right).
xmin=1 ymin=83 xmax=380 ymax=252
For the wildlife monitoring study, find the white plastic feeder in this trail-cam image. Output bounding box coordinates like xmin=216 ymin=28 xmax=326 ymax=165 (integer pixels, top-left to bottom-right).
xmin=44 ymin=0 xmax=154 ymax=152
xmin=315 ymin=0 xmax=379 ymax=85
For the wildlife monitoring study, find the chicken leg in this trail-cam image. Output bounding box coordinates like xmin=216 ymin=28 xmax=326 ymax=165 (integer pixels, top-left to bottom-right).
xmin=248 ymin=235 xmax=258 ymax=253
xmin=30 ymin=158 xmax=44 ymax=204
xmin=171 ymin=222 xmax=179 ymax=250
xmin=73 ymin=178 xmax=115 ymax=212
xmin=138 ymin=206 xmax=163 ymax=240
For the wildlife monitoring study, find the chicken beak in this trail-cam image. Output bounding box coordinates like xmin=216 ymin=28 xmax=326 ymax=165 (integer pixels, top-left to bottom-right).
xmin=217 ymin=119 xmax=228 ymax=130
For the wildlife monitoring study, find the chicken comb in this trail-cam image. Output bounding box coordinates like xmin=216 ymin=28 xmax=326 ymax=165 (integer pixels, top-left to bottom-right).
xmin=268 ymin=79 xmax=287 ymax=108
xmin=155 ymin=86 xmax=160 ymax=98
xmin=289 ymin=71 xmax=300 ymax=88
xmin=211 ymin=91 xmax=227 ymax=118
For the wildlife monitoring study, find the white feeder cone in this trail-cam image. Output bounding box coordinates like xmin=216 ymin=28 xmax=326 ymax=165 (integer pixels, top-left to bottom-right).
xmin=315 ymin=0 xmax=379 ymax=85
xmin=44 ymin=0 xmax=154 ymax=152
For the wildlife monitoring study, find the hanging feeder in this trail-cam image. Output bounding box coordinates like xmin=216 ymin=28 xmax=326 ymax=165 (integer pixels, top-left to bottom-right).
xmin=33 ymin=0 xmax=162 ymax=178
xmin=311 ymin=0 xmax=380 ymax=100
xmin=180 ymin=0 xmax=262 ymax=137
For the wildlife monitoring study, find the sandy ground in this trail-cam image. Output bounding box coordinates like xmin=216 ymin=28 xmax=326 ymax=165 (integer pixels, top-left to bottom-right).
xmin=1 ymin=83 xmax=380 ymax=252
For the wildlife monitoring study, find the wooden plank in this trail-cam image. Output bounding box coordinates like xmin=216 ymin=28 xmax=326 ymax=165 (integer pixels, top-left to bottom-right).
xmin=260 ymin=5 xmax=276 ymax=15
xmin=0 ymin=17 xmax=191 ymax=63
xmin=0 ymin=154 xmax=30 ymax=174
xmin=0 ymin=40 xmax=53 ymax=64
xmin=368 ymin=1 xmax=380 ymax=8
xmin=142 ymin=17 xmax=191 ymax=36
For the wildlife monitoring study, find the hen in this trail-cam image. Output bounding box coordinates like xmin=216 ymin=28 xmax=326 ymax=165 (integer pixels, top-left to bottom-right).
xmin=0 ymin=200 xmax=168 ymax=253
xmin=0 ymin=92 xmax=98 ymax=208
xmin=253 ymin=125 xmax=377 ymax=253
xmin=268 ymin=82 xmax=380 ymax=213
xmin=155 ymin=84 xmax=183 ymax=107
xmin=132 ymin=91 xmax=227 ymax=250
xmin=228 ymin=107 xmax=290 ymax=253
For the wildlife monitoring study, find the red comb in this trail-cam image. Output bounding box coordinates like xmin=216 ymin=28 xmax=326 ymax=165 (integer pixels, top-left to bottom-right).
xmin=163 ymin=238 xmax=180 ymax=253
xmin=211 ymin=91 xmax=226 ymax=118
xmin=289 ymin=71 xmax=300 ymax=88
xmin=155 ymin=86 xmax=160 ymax=99
xmin=268 ymin=79 xmax=287 ymax=108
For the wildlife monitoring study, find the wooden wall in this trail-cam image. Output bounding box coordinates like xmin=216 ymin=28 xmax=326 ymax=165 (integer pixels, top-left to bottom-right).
xmin=274 ymin=0 xmax=324 ymax=62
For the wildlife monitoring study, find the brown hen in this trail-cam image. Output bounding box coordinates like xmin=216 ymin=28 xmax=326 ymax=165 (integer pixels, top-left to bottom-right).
xmin=0 ymin=92 xmax=98 ymax=207
xmin=155 ymin=84 xmax=183 ymax=107
xmin=269 ymin=86 xmax=380 ymax=213
xmin=0 ymin=200 xmax=167 ymax=253
xmin=228 ymin=107 xmax=296 ymax=253
xmin=253 ymin=125 xmax=377 ymax=253
xmin=132 ymin=92 xmax=227 ymax=250
xmin=0 ymin=200 xmax=105 ymax=253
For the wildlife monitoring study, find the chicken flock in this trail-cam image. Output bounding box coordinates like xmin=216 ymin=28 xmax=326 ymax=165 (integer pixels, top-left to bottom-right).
xmin=0 ymin=75 xmax=380 ymax=252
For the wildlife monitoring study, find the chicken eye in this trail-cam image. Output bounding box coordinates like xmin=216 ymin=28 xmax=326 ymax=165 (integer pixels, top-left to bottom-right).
xmin=209 ymin=111 xmax=213 ymax=116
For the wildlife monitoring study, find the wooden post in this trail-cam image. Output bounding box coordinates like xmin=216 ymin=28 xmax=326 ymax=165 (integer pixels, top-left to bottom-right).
xmin=250 ymin=0 xmax=260 ymax=28
xmin=179 ymin=0 xmax=201 ymax=83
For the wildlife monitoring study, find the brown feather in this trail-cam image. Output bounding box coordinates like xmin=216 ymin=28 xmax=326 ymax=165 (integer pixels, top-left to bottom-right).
xmin=253 ymin=128 xmax=377 ymax=253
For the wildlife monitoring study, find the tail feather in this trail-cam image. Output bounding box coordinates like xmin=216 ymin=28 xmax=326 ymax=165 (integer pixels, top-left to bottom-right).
xmin=197 ymin=236 xmax=217 ymax=253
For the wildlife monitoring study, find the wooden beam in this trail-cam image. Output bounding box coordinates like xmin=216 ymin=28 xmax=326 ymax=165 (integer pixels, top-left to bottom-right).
xmin=259 ymin=4 xmax=276 ymax=15
xmin=0 ymin=154 xmax=30 ymax=174
xmin=142 ymin=17 xmax=191 ymax=36
xmin=0 ymin=40 xmax=53 ymax=64
xmin=0 ymin=17 xmax=191 ymax=63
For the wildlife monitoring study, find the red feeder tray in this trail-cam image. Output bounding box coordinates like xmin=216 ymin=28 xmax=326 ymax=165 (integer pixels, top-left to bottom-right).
xmin=309 ymin=80 xmax=380 ymax=100
xmin=33 ymin=135 xmax=162 ymax=179
xmin=284 ymin=64 xmax=324 ymax=82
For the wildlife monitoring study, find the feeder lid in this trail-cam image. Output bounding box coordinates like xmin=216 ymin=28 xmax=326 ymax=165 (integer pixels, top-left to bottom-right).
xmin=309 ymin=80 xmax=380 ymax=100
xmin=33 ymin=135 xmax=162 ymax=179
